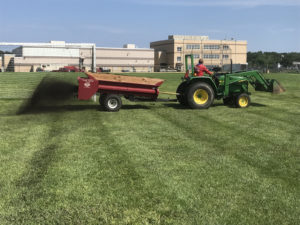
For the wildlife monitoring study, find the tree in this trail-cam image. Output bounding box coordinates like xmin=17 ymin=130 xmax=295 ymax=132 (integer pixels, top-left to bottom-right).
xmin=247 ymin=52 xmax=300 ymax=69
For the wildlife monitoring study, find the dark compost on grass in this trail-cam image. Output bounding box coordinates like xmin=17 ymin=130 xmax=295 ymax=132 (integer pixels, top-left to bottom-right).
xmin=17 ymin=77 xmax=78 ymax=114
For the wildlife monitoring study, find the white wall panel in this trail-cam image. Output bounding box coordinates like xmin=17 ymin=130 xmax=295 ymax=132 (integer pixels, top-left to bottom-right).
xmin=23 ymin=47 xmax=80 ymax=57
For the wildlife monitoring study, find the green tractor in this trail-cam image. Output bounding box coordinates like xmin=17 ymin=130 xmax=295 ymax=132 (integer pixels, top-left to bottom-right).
xmin=176 ymin=55 xmax=285 ymax=109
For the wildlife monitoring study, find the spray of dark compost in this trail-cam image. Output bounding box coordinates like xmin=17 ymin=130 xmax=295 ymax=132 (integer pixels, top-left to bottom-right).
xmin=17 ymin=77 xmax=78 ymax=114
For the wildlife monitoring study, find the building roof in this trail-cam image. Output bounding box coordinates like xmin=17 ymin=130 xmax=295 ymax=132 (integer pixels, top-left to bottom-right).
xmin=96 ymin=47 xmax=153 ymax=51
xmin=151 ymin=35 xmax=247 ymax=45
xmin=168 ymin=35 xmax=209 ymax=41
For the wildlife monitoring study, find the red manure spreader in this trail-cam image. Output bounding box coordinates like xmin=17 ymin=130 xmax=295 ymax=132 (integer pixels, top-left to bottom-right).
xmin=78 ymin=72 xmax=165 ymax=111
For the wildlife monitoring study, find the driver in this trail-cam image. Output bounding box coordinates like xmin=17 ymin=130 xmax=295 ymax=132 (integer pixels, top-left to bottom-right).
xmin=194 ymin=59 xmax=213 ymax=77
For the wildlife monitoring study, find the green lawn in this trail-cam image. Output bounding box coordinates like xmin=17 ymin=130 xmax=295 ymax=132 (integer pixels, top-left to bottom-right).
xmin=0 ymin=72 xmax=299 ymax=224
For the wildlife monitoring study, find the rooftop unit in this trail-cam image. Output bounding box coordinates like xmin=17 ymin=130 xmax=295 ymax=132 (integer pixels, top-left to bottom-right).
xmin=123 ymin=44 xmax=136 ymax=49
xmin=49 ymin=40 xmax=66 ymax=45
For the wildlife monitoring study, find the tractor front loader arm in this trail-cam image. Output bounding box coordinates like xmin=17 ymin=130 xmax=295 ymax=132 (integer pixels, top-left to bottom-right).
xmin=229 ymin=71 xmax=285 ymax=94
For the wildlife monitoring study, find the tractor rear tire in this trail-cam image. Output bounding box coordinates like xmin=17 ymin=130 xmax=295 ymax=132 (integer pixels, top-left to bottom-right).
xmin=103 ymin=94 xmax=122 ymax=112
xmin=186 ymin=82 xmax=214 ymax=109
xmin=236 ymin=93 xmax=251 ymax=108
xmin=176 ymin=81 xmax=188 ymax=105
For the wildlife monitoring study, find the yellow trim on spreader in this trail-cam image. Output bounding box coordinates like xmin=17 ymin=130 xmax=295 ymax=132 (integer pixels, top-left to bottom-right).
xmin=193 ymin=89 xmax=208 ymax=105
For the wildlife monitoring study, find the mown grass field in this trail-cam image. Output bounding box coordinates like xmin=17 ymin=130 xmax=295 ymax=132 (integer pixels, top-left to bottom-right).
xmin=0 ymin=72 xmax=299 ymax=224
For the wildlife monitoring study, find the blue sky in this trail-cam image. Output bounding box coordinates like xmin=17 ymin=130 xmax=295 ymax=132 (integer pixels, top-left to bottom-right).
xmin=0 ymin=0 xmax=299 ymax=52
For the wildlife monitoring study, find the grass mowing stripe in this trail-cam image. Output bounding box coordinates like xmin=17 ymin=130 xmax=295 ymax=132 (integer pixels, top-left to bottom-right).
xmin=145 ymin=107 xmax=258 ymax=219
xmin=67 ymin=105 xmax=228 ymax=224
xmin=162 ymin=105 xmax=298 ymax=181
xmin=145 ymin=108 xmax=267 ymax=223
xmin=147 ymin=106 xmax=299 ymax=224
xmin=2 ymin=113 xmax=69 ymax=223
xmin=246 ymin=107 xmax=300 ymax=126
xmin=150 ymin=104 xmax=299 ymax=187
xmin=92 ymin=113 xmax=172 ymax=223
xmin=61 ymin=108 xmax=191 ymax=224
xmin=2 ymin=108 xmax=176 ymax=224
xmin=107 ymin=108 xmax=225 ymax=224
xmin=96 ymin=108 xmax=202 ymax=223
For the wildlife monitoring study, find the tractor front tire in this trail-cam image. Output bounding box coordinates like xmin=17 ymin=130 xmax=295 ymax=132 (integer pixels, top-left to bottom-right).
xmin=103 ymin=94 xmax=122 ymax=112
xmin=176 ymin=81 xmax=188 ymax=105
xmin=236 ymin=93 xmax=251 ymax=108
xmin=186 ymin=82 xmax=214 ymax=109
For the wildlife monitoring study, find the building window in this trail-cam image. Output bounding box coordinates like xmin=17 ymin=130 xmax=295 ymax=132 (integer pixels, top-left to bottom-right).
xmin=223 ymin=55 xmax=229 ymax=59
xmin=204 ymin=54 xmax=220 ymax=59
xmin=177 ymin=56 xmax=181 ymax=62
xmin=193 ymin=54 xmax=200 ymax=58
xmin=223 ymin=45 xmax=229 ymax=50
xmin=186 ymin=44 xmax=200 ymax=50
xmin=204 ymin=45 xmax=220 ymax=50
xmin=177 ymin=47 xmax=182 ymax=52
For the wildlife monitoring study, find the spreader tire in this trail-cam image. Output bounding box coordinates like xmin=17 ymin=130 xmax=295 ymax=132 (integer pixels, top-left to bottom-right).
xmin=99 ymin=94 xmax=107 ymax=106
xmin=176 ymin=81 xmax=188 ymax=105
xmin=236 ymin=93 xmax=251 ymax=108
xmin=187 ymin=82 xmax=214 ymax=109
xmin=103 ymin=94 xmax=122 ymax=112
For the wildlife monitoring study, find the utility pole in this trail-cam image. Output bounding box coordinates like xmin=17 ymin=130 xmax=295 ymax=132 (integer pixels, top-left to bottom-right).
xmin=92 ymin=44 xmax=96 ymax=73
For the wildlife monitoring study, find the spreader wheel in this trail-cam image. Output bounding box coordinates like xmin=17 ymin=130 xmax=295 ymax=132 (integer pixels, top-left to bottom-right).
xmin=186 ymin=82 xmax=214 ymax=109
xmin=236 ymin=93 xmax=251 ymax=108
xmin=99 ymin=94 xmax=107 ymax=106
xmin=103 ymin=94 xmax=122 ymax=112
